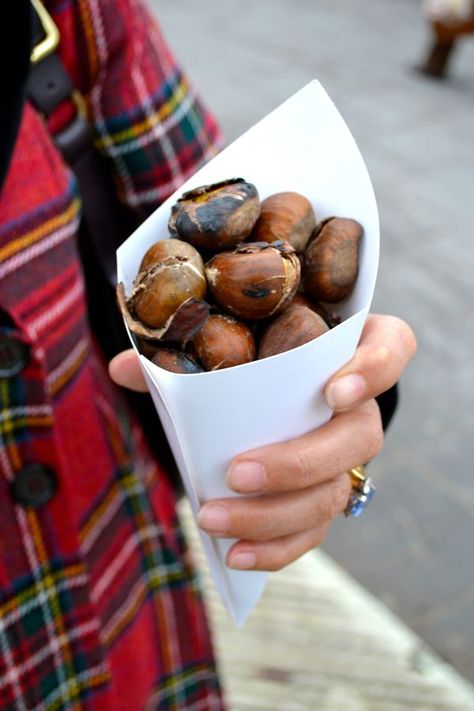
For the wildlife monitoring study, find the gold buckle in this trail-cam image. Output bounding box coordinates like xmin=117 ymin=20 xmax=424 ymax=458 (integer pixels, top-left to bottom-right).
xmin=30 ymin=0 xmax=60 ymax=64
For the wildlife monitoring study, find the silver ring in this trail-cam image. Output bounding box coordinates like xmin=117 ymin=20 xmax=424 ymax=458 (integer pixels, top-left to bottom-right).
xmin=344 ymin=465 xmax=375 ymax=518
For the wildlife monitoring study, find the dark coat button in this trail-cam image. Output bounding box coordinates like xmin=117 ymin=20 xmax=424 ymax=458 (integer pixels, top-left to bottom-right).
xmin=11 ymin=464 xmax=58 ymax=508
xmin=0 ymin=334 xmax=29 ymax=377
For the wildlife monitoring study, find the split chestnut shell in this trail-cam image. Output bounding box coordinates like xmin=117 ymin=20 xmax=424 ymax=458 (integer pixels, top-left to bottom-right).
xmin=168 ymin=178 xmax=260 ymax=252
xmin=205 ymin=241 xmax=301 ymax=320
xmin=116 ymin=238 xmax=209 ymax=344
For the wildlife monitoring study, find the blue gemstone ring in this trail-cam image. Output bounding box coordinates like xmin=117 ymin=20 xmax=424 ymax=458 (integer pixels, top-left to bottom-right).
xmin=344 ymin=465 xmax=375 ymax=518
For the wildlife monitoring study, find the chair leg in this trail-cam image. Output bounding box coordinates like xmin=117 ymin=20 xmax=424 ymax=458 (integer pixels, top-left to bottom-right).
xmin=417 ymin=38 xmax=456 ymax=78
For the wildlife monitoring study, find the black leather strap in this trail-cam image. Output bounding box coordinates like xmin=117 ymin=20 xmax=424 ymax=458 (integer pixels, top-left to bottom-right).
xmin=0 ymin=0 xmax=33 ymax=192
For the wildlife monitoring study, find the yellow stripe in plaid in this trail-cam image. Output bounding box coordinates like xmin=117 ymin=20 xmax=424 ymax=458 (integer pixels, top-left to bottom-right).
xmin=95 ymin=79 xmax=189 ymax=149
xmin=43 ymin=667 xmax=110 ymax=711
xmin=0 ymin=380 xmax=22 ymax=471
xmin=77 ymin=0 xmax=100 ymax=82
xmin=0 ymin=564 xmax=85 ymax=622
xmin=0 ymin=414 xmax=53 ymax=436
xmin=119 ymin=470 xmax=176 ymax=673
xmin=0 ymin=199 xmax=80 ymax=263
xmin=27 ymin=512 xmax=81 ymax=700
xmin=47 ymin=339 xmax=89 ymax=397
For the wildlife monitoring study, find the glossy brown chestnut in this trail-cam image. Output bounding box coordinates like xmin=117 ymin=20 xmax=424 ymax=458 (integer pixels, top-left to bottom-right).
xmin=258 ymin=304 xmax=329 ymax=359
xmin=289 ymin=294 xmax=341 ymax=328
xmin=303 ymin=217 xmax=363 ymax=303
xmin=191 ymin=314 xmax=256 ymax=370
xmin=127 ymin=241 xmax=206 ymax=329
xmin=151 ymin=348 xmax=203 ymax=374
xmin=205 ymin=241 xmax=301 ymax=320
xmin=251 ymin=191 xmax=316 ymax=253
xmin=168 ymin=178 xmax=260 ymax=252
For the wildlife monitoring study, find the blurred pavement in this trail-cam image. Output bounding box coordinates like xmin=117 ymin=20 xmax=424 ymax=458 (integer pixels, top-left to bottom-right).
xmin=151 ymin=0 xmax=474 ymax=684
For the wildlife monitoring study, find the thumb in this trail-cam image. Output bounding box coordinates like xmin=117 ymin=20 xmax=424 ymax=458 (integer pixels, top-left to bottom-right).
xmin=108 ymin=349 xmax=149 ymax=392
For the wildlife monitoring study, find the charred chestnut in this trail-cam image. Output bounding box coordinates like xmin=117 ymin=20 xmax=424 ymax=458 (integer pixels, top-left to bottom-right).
xmin=303 ymin=217 xmax=362 ymax=303
xmin=205 ymin=241 xmax=301 ymax=320
xmin=251 ymin=191 xmax=316 ymax=253
xmin=168 ymin=178 xmax=260 ymax=252
xmin=191 ymin=314 xmax=256 ymax=370
xmin=258 ymin=304 xmax=329 ymax=359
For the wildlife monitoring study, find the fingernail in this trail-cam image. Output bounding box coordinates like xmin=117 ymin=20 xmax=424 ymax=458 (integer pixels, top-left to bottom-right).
xmin=228 ymin=551 xmax=256 ymax=569
xmin=227 ymin=461 xmax=266 ymax=493
xmin=326 ymin=374 xmax=366 ymax=410
xmin=198 ymin=504 xmax=230 ymax=533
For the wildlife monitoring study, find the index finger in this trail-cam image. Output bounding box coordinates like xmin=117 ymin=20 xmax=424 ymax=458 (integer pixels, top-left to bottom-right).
xmin=226 ymin=398 xmax=383 ymax=494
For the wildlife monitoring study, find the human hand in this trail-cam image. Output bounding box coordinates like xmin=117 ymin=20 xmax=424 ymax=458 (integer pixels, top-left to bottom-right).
xmin=108 ymin=314 xmax=416 ymax=571
xmin=197 ymin=313 xmax=416 ymax=571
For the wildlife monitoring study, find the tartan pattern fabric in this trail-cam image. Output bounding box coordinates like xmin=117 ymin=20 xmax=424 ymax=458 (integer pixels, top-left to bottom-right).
xmin=0 ymin=1 xmax=224 ymax=709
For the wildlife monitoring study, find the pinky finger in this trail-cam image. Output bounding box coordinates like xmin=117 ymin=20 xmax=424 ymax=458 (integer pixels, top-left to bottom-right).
xmin=226 ymin=523 xmax=330 ymax=572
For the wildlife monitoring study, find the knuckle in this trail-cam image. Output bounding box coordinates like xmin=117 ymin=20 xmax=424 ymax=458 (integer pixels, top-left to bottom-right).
xmin=330 ymin=474 xmax=352 ymax=515
xmin=292 ymin=447 xmax=316 ymax=488
xmin=315 ymin=490 xmax=335 ymax=522
xmin=247 ymin=507 xmax=282 ymax=542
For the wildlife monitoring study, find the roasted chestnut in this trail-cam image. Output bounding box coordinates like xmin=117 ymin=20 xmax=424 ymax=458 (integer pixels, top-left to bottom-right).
xmin=190 ymin=314 xmax=256 ymax=370
xmin=116 ymin=238 xmax=209 ymax=344
xmin=289 ymin=294 xmax=341 ymax=328
xmin=258 ymin=303 xmax=329 ymax=359
xmin=168 ymin=178 xmax=260 ymax=252
xmin=303 ymin=217 xmax=362 ymax=303
xmin=205 ymin=241 xmax=301 ymax=320
xmin=151 ymin=348 xmax=203 ymax=374
xmin=251 ymin=191 xmax=316 ymax=253
xmin=139 ymin=238 xmax=204 ymax=272
xmin=127 ymin=240 xmax=206 ymax=329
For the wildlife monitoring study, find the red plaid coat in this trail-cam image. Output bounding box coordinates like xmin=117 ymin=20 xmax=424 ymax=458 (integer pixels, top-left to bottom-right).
xmin=0 ymin=0 xmax=224 ymax=709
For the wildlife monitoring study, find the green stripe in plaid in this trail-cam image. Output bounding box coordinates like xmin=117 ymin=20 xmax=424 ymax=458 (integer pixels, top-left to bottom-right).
xmin=146 ymin=663 xmax=224 ymax=710
xmin=0 ymin=561 xmax=109 ymax=710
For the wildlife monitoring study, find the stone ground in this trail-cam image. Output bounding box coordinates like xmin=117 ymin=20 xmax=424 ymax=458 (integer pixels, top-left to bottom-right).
xmin=151 ymin=0 xmax=474 ymax=685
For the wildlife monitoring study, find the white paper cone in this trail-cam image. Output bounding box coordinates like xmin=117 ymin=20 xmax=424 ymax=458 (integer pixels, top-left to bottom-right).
xmin=116 ymin=80 xmax=379 ymax=625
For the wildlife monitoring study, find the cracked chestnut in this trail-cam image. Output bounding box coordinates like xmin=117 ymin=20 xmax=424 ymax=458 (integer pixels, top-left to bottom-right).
xmin=116 ymin=238 xmax=209 ymax=344
xmin=190 ymin=314 xmax=256 ymax=370
xmin=127 ymin=239 xmax=206 ymax=329
xmin=303 ymin=217 xmax=363 ymax=303
xmin=205 ymin=241 xmax=301 ymax=320
xmin=168 ymin=178 xmax=260 ymax=252
xmin=251 ymin=191 xmax=316 ymax=253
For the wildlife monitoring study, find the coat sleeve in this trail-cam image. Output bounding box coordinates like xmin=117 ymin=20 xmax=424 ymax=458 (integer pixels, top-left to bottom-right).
xmin=56 ymin=0 xmax=222 ymax=218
